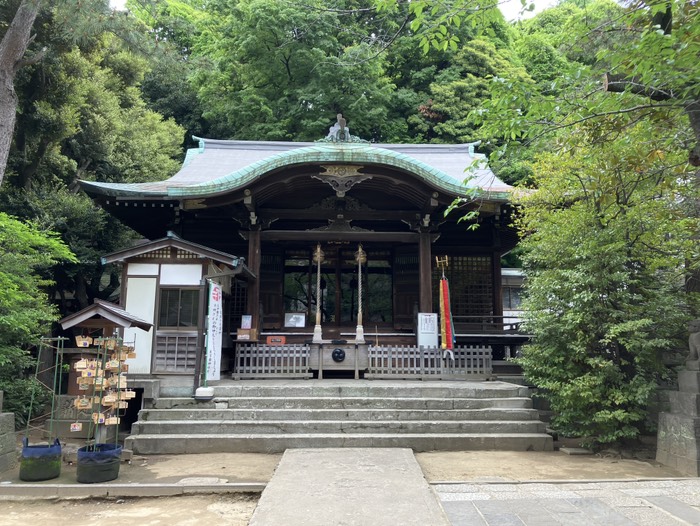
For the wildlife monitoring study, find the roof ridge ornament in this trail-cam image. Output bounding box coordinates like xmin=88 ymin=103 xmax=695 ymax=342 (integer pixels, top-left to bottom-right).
xmin=318 ymin=113 xmax=370 ymax=144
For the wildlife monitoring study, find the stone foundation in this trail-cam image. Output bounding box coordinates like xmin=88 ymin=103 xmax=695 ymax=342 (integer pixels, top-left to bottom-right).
xmin=0 ymin=412 xmax=17 ymax=474
xmin=657 ymin=371 xmax=700 ymax=476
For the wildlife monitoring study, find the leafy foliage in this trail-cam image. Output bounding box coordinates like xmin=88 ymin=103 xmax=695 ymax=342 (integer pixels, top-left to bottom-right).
xmin=516 ymin=122 xmax=698 ymax=446
xmin=0 ymin=212 xmax=76 ymax=426
xmin=3 ymin=14 xmax=185 ymax=308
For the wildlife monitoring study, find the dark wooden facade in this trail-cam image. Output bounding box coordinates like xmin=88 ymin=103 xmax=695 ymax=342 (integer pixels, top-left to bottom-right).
xmin=83 ymin=136 xmax=519 ymax=361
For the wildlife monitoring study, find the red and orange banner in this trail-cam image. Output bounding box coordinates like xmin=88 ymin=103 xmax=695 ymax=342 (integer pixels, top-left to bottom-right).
xmin=439 ymin=277 xmax=454 ymax=350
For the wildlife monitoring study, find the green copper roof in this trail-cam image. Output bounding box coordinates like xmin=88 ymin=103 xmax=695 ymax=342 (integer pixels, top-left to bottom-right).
xmin=172 ymin=144 xmax=461 ymax=197
xmin=80 ymin=139 xmax=512 ymax=201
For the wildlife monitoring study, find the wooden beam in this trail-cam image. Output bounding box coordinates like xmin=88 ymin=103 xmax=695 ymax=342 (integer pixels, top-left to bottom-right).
xmin=260 ymin=231 xmax=433 ymax=243
xmin=259 ymin=208 xmax=424 ymax=222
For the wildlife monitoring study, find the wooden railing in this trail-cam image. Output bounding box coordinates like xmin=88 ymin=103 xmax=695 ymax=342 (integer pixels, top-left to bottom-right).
xmin=234 ymin=344 xmax=313 ymax=379
xmin=366 ymin=345 xmax=492 ymax=380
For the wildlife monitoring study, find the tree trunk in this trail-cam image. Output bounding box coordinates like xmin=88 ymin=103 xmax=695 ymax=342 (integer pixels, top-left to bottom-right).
xmin=0 ymin=0 xmax=42 ymax=187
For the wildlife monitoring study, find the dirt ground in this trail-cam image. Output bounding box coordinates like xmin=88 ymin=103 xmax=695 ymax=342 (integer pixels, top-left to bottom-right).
xmin=0 ymin=493 xmax=258 ymax=526
xmin=0 ymin=447 xmax=685 ymax=525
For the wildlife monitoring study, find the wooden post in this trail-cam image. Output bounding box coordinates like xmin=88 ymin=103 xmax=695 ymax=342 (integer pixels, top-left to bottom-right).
xmin=418 ymin=231 xmax=432 ymax=313
xmin=247 ymin=227 xmax=261 ymax=331
xmin=193 ymin=277 xmax=208 ymax=390
xmin=492 ymin=251 xmax=503 ymax=324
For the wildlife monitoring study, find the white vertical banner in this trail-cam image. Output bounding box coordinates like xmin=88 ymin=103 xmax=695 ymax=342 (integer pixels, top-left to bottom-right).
xmin=206 ymin=281 xmax=223 ymax=381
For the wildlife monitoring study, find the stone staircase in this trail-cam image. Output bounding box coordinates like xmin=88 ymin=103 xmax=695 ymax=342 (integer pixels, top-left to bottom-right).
xmin=125 ymin=380 xmax=553 ymax=454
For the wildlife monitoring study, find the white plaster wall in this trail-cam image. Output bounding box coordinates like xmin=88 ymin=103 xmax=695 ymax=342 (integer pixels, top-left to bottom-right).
xmin=160 ymin=264 xmax=202 ymax=285
xmin=127 ymin=263 xmax=159 ymax=276
xmin=123 ymin=277 xmax=157 ymax=374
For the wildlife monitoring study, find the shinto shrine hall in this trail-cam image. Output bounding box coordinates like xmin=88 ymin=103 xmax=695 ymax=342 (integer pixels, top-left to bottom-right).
xmin=80 ymin=117 xmax=527 ymax=395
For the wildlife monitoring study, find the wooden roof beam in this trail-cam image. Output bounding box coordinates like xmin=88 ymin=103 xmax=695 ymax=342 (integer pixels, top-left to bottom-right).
xmin=259 ymin=230 xmax=439 ymax=243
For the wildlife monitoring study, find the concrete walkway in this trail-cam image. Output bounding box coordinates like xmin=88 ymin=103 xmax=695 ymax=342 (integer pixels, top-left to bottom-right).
xmin=3 ymin=447 xmax=700 ymax=525
xmin=249 ymin=448 xmax=450 ymax=526
xmin=436 ymin=479 xmax=700 ymax=525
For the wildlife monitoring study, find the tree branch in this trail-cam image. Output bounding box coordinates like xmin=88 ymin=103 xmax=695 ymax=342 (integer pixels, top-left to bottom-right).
xmin=16 ymin=45 xmax=47 ymax=69
xmin=603 ymin=73 xmax=675 ymax=101
xmin=604 ymin=73 xmax=700 ymax=167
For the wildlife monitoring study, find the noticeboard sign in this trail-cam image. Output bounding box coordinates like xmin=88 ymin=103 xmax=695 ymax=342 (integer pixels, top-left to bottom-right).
xmin=417 ymin=313 xmax=439 ymax=348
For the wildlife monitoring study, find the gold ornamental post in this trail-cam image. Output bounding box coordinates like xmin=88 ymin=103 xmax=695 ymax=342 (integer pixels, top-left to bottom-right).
xmin=312 ymin=244 xmax=325 ymax=343
xmin=355 ymin=244 xmax=367 ymax=343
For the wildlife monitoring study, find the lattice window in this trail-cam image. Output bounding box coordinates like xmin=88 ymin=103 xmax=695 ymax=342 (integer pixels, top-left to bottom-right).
xmin=393 ymin=248 xmax=418 ymax=329
xmin=261 ymin=253 xmax=284 ymax=328
xmin=176 ymin=249 xmax=200 ymax=259
xmin=153 ymin=332 xmax=198 ymax=372
xmin=137 ymin=248 xmax=170 ymax=258
xmin=433 ymin=255 xmax=493 ymax=316
xmin=262 ymin=254 xmax=283 ymax=273
xmin=224 ymin=280 xmax=248 ymax=333
xmin=394 ymin=253 xmax=419 ymax=275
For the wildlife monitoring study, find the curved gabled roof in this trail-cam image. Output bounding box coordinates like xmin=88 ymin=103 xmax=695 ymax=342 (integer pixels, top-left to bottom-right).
xmin=80 ymin=138 xmax=512 ymax=201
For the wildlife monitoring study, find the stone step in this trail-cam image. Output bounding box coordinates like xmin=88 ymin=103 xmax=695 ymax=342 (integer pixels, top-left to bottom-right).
xmin=140 ymin=407 xmax=541 ymax=422
xmin=128 ymin=380 xmax=552 ymax=454
xmin=125 ymin=433 xmax=554 ymax=454
xmin=132 ymin=419 xmax=546 ymax=435
xmin=153 ymin=396 xmax=533 ymax=410
xmin=207 ymin=382 xmax=530 ymax=399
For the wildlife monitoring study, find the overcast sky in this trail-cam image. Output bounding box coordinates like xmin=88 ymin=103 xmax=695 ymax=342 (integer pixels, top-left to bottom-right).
xmin=499 ymin=0 xmax=557 ymax=20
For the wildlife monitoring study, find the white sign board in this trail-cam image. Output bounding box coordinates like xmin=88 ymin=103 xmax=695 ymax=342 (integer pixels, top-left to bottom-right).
xmin=417 ymin=313 xmax=439 ymax=349
xmin=205 ymin=281 xmax=223 ymax=381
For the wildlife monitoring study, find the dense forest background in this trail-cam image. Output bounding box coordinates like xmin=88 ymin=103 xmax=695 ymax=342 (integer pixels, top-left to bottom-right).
xmin=1 ymin=0 xmax=698 ymax=443
xmin=0 ymin=0 xmax=681 ymax=311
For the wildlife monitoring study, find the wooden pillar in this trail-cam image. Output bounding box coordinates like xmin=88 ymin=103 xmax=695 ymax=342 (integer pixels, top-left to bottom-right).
xmin=247 ymin=227 xmax=261 ymax=331
xmin=193 ymin=276 xmax=208 ymax=390
xmin=418 ymin=231 xmax=432 ymax=313
xmin=491 ymin=215 xmax=504 ymax=323
xmin=492 ymin=250 xmax=503 ymax=321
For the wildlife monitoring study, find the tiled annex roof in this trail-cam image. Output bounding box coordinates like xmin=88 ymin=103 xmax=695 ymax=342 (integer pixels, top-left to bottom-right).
xmin=80 ymin=138 xmax=513 ymax=201
xmin=59 ymin=299 xmax=153 ymax=331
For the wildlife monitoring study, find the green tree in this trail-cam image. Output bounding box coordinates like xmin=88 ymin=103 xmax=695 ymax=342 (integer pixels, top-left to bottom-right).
xmin=0 ymin=0 xmax=43 ymax=187
xmin=3 ymin=10 xmax=184 ymax=309
xmin=178 ymin=0 xmax=402 ymax=141
xmin=411 ymin=38 xmax=530 ymax=143
xmin=0 ymin=0 xmax=142 ymax=186
xmin=0 ymin=212 xmax=76 ymax=426
xmin=516 ymin=123 xmax=698 ymax=446
xmin=432 ymin=0 xmax=700 ymax=443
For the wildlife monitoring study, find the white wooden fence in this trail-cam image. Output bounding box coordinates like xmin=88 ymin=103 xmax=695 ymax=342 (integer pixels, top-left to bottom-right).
xmin=233 ymin=344 xmax=313 ymax=379
xmin=365 ymin=345 xmax=492 ymax=380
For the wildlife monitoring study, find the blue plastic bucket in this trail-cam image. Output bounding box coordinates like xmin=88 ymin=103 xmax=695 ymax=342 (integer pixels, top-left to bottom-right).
xmin=76 ymin=443 xmax=122 ymax=483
